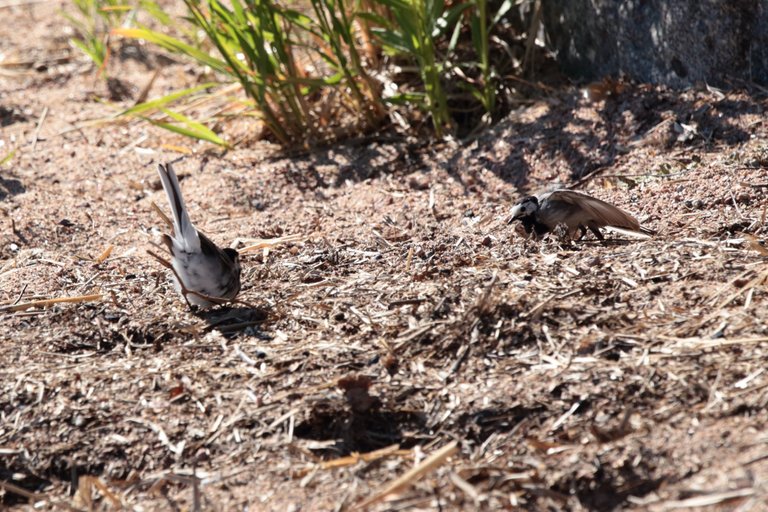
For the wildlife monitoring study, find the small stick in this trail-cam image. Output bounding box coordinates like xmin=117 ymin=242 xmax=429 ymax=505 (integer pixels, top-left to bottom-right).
xmin=388 ymin=297 xmax=426 ymax=309
xmin=319 ymin=444 xmax=403 ymax=470
xmin=0 ymin=0 xmax=50 ymax=8
xmin=1 ymin=293 xmax=102 ymax=312
xmin=0 ymin=479 xmax=43 ymax=502
xmin=11 ymin=218 xmax=28 ymax=244
xmin=150 ymin=201 xmax=173 ymax=228
xmin=11 ymin=283 xmax=28 ymax=306
xmin=728 ymin=187 xmax=744 ymax=220
xmin=134 ymin=69 xmax=160 ymax=106
xmin=404 ymin=246 xmax=414 ymax=273
xmin=94 ymin=244 xmax=114 ymax=263
xmin=238 ymin=234 xmax=306 ymax=253
xmin=357 ymin=441 xmax=459 ymax=509
xmin=31 ymin=106 xmax=48 ymax=153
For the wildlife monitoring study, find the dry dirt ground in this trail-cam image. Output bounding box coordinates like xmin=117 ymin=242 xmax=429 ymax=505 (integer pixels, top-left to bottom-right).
xmin=3 ymin=2 xmax=768 ymax=511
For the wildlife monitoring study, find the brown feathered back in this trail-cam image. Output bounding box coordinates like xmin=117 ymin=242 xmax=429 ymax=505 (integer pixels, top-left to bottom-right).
xmin=538 ymin=190 xmax=654 ymax=236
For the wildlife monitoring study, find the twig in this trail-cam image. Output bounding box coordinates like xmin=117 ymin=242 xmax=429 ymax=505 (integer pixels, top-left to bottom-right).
xmin=151 ymin=201 xmax=173 ymax=228
xmin=94 ymin=244 xmax=114 ymax=264
xmin=357 ymin=441 xmax=459 ymax=509
xmin=388 ymin=297 xmax=426 ymax=309
xmin=0 ymin=0 xmax=51 ymax=7
xmin=11 ymin=282 xmax=28 ymax=306
xmin=0 ymin=479 xmax=43 ymax=502
xmin=524 ymin=290 xmax=581 ymax=319
xmin=31 ymin=106 xmax=48 ymax=153
xmin=11 ymin=218 xmax=28 ymax=244
xmin=729 ymin=186 xmax=744 ymax=220
xmin=318 ymin=444 xmax=404 ymax=470
xmin=659 ymin=488 xmax=754 ymax=509
xmin=192 ymin=463 xmax=201 ymax=512
xmin=135 ymin=69 xmax=160 ymax=106
xmin=0 ymin=293 xmax=102 ymax=312
xmin=238 ymin=233 xmax=306 ymax=252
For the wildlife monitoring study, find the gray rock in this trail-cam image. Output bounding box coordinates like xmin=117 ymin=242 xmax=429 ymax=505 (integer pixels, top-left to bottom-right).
xmin=542 ymin=0 xmax=768 ymax=87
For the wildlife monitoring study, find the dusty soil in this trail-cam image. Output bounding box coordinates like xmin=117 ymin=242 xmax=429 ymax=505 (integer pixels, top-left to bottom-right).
xmin=3 ymin=2 xmax=768 ymax=511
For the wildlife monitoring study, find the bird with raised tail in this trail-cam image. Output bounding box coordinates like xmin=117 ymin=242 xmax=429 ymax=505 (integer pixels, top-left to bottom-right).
xmin=149 ymin=162 xmax=241 ymax=308
xmin=509 ymin=189 xmax=654 ymax=241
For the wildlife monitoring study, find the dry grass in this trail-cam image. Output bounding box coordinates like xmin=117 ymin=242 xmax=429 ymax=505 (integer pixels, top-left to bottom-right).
xmin=3 ymin=2 xmax=768 ymax=511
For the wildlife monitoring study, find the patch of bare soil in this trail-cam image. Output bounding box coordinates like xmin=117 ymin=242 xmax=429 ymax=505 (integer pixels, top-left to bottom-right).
xmin=3 ymin=3 xmax=768 ymax=511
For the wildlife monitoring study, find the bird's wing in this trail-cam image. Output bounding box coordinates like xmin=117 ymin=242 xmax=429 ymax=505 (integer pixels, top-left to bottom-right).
xmin=157 ymin=163 xmax=200 ymax=252
xmin=199 ymin=231 xmax=237 ymax=266
xmin=198 ymin=231 xmax=241 ymax=297
xmin=544 ymin=190 xmax=644 ymax=231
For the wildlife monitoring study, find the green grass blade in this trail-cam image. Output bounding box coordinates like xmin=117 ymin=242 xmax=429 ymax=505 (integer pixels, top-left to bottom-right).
xmin=0 ymin=149 xmax=17 ymax=167
xmin=112 ymin=27 xmax=229 ymax=74
xmin=146 ymin=108 xmax=229 ymax=147
xmin=118 ymin=82 xmax=219 ymax=117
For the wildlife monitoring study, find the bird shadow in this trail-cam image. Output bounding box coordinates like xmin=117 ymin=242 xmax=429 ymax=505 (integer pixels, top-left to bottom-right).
xmin=195 ymin=304 xmax=273 ymax=339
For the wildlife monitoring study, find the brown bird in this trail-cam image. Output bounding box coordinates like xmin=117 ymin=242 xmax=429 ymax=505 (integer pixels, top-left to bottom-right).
xmin=509 ymin=189 xmax=654 ymax=240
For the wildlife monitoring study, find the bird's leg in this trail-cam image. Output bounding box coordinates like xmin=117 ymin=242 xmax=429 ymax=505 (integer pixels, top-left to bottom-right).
xmin=589 ymin=226 xmax=605 ymax=241
xmin=181 ymin=292 xmax=195 ymax=310
xmin=147 ymin=250 xmax=204 ymax=309
xmin=148 ymin=250 xmax=236 ymax=308
xmin=147 ymin=249 xmax=173 ymax=270
xmin=577 ymin=226 xmax=587 ymax=241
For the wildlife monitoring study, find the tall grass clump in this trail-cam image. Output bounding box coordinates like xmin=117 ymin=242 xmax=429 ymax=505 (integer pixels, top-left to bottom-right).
xmin=115 ymin=0 xmax=386 ymax=146
xmin=63 ymin=0 xmax=135 ymax=77
xmin=361 ymin=0 xmax=516 ymax=136
xmin=361 ymin=0 xmax=458 ymax=137
xmin=93 ymin=0 xmax=535 ymax=146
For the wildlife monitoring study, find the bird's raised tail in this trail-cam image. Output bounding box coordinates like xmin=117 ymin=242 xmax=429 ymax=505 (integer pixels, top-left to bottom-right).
xmin=157 ymin=163 xmax=200 ymax=252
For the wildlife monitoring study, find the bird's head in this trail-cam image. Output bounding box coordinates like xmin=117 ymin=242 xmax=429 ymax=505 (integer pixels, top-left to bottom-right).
xmin=509 ymin=196 xmax=539 ymax=223
xmin=223 ymin=248 xmax=242 ymax=277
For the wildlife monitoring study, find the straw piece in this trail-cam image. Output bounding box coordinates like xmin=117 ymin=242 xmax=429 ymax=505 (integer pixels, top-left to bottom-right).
xmin=319 ymin=444 xmax=404 ymax=470
xmin=94 ymin=244 xmax=114 ymax=263
xmin=357 ymin=441 xmax=459 ymax=509
xmin=0 ymin=293 xmax=102 ymax=312
xmin=238 ymin=234 xmax=307 ymax=253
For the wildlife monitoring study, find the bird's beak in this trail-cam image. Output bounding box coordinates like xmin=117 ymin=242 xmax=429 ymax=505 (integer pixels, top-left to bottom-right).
xmin=508 ymin=204 xmax=523 ymax=224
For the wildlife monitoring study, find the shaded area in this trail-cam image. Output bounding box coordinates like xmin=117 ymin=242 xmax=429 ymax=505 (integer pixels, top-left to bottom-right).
xmin=542 ymin=0 xmax=768 ymax=87
xmin=2 ymin=2 xmax=768 ymax=508
xmin=272 ymin=83 xmax=759 ymax=201
xmin=295 ymin=400 xmax=426 ymax=456
xmin=0 ymin=176 xmax=25 ymax=200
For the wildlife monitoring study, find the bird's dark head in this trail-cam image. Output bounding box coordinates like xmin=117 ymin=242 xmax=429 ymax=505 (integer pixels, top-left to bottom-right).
xmin=223 ymin=247 xmax=241 ymax=275
xmin=509 ymin=196 xmax=539 ymax=223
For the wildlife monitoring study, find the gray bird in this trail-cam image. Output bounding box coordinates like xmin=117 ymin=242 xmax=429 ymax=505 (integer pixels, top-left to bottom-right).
xmin=149 ymin=163 xmax=241 ymax=308
xmin=509 ymin=189 xmax=654 ymax=240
